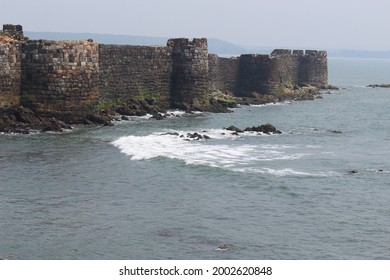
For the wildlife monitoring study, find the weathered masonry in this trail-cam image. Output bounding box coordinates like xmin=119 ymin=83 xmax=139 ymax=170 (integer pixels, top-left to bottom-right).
xmin=0 ymin=25 xmax=328 ymax=121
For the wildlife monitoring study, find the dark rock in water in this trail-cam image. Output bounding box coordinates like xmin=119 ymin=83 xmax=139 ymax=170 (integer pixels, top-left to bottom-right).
xmin=86 ymin=113 xmax=113 ymax=126
xmin=244 ymin=123 xmax=281 ymax=134
xmin=260 ymin=123 xmax=281 ymax=134
xmin=162 ymin=132 xmax=180 ymax=136
xmin=187 ymin=132 xmax=203 ymax=140
xmin=322 ymin=84 xmax=339 ymax=90
xmin=121 ymin=115 xmax=129 ymax=121
xmin=367 ymin=84 xmax=390 ymax=88
xmin=181 ymin=132 xmax=211 ymax=140
xmin=41 ymin=118 xmax=69 ymax=132
xmin=349 ymin=170 xmax=359 ymax=174
xmin=226 ymin=125 xmax=243 ymax=133
xmin=215 ymin=244 xmax=229 ymax=251
xmin=330 ymin=130 xmax=342 ymax=134
xmin=151 ymin=113 xmax=164 ymax=120
xmin=231 ymin=131 xmax=239 ymax=136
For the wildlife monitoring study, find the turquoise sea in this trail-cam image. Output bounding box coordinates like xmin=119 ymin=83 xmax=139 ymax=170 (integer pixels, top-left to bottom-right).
xmin=1 ymin=57 xmax=390 ymax=259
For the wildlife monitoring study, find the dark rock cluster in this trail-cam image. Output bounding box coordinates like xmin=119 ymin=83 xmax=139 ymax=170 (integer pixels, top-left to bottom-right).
xmin=367 ymin=84 xmax=390 ymax=88
xmin=226 ymin=123 xmax=282 ymax=135
xmin=113 ymin=98 xmax=165 ymax=120
xmin=0 ymin=107 xmax=72 ymax=134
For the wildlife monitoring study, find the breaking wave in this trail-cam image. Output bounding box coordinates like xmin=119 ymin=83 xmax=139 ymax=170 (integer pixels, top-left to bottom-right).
xmin=112 ymin=129 xmax=330 ymax=177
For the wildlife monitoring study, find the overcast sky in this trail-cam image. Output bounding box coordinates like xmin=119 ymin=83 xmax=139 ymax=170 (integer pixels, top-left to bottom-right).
xmin=1 ymin=0 xmax=390 ymax=50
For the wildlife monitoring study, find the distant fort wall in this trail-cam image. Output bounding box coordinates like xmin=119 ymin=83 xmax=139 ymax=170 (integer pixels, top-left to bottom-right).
xmin=208 ymin=54 xmax=240 ymax=94
xmin=0 ymin=24 xmax=328 ymax=121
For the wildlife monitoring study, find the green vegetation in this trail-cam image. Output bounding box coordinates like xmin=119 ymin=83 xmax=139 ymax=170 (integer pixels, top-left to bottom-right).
xmin=96 ymin=97 xmax=127 ymax=110
xmin=95 ymin=90 xmax=161 ymax=111
xmin=135 ymin=89 xmax=161 ymax=103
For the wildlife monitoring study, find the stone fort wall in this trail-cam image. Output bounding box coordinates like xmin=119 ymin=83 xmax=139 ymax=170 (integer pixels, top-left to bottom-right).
xmin=21 ymin=40 xmax=100 ymax=122
xmin=0 ymin=41 xmax=22 ymax=108
xmin=0 ymin=24 xmax=328 ymax=122
xmin=99 ymin=44 xmax=173 ymax=108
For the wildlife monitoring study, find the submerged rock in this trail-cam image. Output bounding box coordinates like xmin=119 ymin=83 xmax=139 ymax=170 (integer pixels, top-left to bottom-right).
xmin=244 ymin=124 xmax=282 ymax=134
xmin=367 ymin=84 xmax=390 ymax=88
xmin=224 ymin=123 xmax=282 ymax=135
xmin=215 ymin=244 xmax=229 ymax=251
xmin=226 ymin=125 xmax=244 ymax=133
xmin=187 ymin=132 xmax=203 ymax=140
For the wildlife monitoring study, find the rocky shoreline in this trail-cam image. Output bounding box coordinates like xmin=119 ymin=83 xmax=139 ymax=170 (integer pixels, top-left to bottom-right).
xmin=0 ymin=85 xmax=338 ymax=134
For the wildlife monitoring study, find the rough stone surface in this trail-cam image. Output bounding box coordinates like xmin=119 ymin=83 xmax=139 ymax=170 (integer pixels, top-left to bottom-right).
xmin=0 ymin=42 xmax=22 ymax=108
xmin=99 ymin=44 xmax=172 ymax=108
xmin=169 ymin=38 xmax=210 ymax=110
xmin=0 ymin=24 xmax=329 ymax=132
xmin=21 ymin=40 xmax=100 ymax=123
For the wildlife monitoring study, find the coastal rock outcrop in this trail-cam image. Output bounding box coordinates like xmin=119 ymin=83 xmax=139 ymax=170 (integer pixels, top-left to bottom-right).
xmin=0 ymin=107 xmax=72 ymax=133
xmin=226 ymin=123 xmax=282 ymax=135
xmin=367 ymin=84 xmax=390 ymax=88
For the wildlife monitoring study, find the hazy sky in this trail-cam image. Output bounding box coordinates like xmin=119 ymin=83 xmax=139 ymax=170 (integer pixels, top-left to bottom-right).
xmin=1 ymin=0 xmax=390 ymax=50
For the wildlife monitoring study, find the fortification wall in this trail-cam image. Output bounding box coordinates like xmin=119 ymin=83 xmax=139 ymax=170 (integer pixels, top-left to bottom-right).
xmin=21 ymin=40 xmax=100 ymax=122
xmin=1 ymin=24 xmax=329 ymax=123
xmin=235 ymin=49 xmax=328 ymax=97
xmin=208 ymin=54 xmax=240 ymax=93
xmin=99 ymin=44 xmax=173 ymax=108
xmin=299 ymin=50 xmax=328 ymax=88
xmin=271 ymin=49 xmax=300 ymax=85
xmin=0 ymin=42 xmax=22 ymax=108
xmin=237 ymin=54 xmax=280 ymax=97
xmin=169 ymin=38 xmax=210 ymax=109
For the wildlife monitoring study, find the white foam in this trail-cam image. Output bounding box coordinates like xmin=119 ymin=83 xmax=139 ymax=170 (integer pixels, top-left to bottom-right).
xmin=165 ymin=110 xmax=187 ymax=117
xmin=249 ymin=101 xmax=292 ymax=107
xmin=165 ymin=110 xmax=204 ymax=117
xmin=112 ymin=130 xmax=315 ymax=176
xmin=139 ymin=114 xmax=153 ymax=119
xmin=232 ymin=167 xmax=338 ymax=177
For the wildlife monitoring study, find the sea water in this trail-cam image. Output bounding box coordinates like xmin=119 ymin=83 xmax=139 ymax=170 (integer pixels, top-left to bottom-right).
xmin=1 ymin=58 xmax=390 ymax=259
